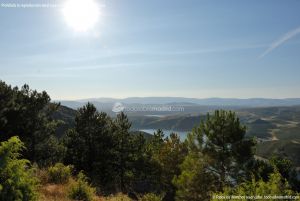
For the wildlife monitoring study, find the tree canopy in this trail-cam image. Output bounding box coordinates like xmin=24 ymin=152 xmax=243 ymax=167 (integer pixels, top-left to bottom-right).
xmin=0 ymin=81 xmax=62 ymax=165
xmin=0 ymin=136 xmax=38 ymax=201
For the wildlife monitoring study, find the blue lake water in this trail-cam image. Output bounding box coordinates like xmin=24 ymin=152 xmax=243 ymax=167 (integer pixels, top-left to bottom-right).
xmin=140 ymin=129 xmax=189 ymax=141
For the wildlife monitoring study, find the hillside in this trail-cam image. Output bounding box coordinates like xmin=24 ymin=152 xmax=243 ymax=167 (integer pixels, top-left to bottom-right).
xmin=129 ymin=115 xmax=206 ymax=131
xmin=2 ymin=78 xmax=300 ymax=201
xmin=54 ymin=104 xmax=300 ymax=140
xmin=52 ymin=105 xmax=78 ymax=138
xmin=59 ymin=97 xmax=300 ymax=108
xmin=256 ymin=140 xmax=300 ymax=166
xmin=54 ymin=104 xmax=300 ymax=168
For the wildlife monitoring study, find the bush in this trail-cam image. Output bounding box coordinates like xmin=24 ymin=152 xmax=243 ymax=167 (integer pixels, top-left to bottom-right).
xmin=34 ymin=167 xmax=49 ymax=185
xmin=48 ymin=163 xmax=72 ymax=184
xmin=0 ymin=136 xmax=39 ymax=201
xmin=212 ymin=171 xmax=297 ymax=201
xmin=68 ymin=171 xmax=96 ymax=201
xmin=139 ymin=193 xmax=163 ymax=201
xmin=105 ymin=193 xmax=132 ymax=201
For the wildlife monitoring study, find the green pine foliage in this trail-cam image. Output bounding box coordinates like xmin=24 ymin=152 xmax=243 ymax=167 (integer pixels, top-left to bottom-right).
xmin=270 ymin=156 xmax=300 ymax=191
xmin=0 ymin=81 xmax=63 ymax=166
xmin=64 ymin=103 xmax=117 ymax=191
xmin=191 ymin=110 xmax=256 ymax=189
xmin=173 ymin=152 xmax=218 ymax=201
xmin=173 ymin=110 xmax=257 ymax=201
xmin=113 ymin=112 xmax=134 ymax=192
xmin=151 ymin=133 xmax=188 ymax=200
xmin=0 ymin=136 xmax=39 ymax=201
xmin=64 ymin=107 xmax=154 ymax=194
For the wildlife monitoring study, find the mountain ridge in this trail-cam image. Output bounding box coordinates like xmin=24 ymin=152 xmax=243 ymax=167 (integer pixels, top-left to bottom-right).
xmin=56 ymin=97 xmax=300 ymax=108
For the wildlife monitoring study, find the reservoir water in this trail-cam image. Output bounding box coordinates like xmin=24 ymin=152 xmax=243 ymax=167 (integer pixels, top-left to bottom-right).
xmin=140 ymin=129 xmax=189 ymax=141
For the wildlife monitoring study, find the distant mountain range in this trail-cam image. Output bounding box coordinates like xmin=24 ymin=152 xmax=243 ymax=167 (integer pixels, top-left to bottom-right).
xmin=57 ymin=97 xmax=300 ymax=110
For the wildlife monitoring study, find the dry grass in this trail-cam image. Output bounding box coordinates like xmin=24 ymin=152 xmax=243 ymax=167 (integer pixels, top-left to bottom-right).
xmin=38 ymin=179 xmax=104 ymax=201
xmin=104 ymin=193 xmax=132 ymax=201
xmin=39 ymin=183 xmax=70 ymax=201
xmin=38 ymin=181 xmax=129 ymax=201
xmin=36 ymin=167 xmax=131 ymax=201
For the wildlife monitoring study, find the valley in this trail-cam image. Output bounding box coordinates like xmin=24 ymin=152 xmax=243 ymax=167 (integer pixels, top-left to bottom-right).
xmin=54 ymin=101 xmax=300 ymax=168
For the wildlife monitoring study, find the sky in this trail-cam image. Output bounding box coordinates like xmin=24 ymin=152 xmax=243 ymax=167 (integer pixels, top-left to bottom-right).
xmin=0 ymin=0 xmax=300 ymax=100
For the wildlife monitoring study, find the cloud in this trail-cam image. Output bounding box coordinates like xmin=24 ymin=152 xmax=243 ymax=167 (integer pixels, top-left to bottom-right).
xmin=260 ymin=26 xmax=300 ymax=58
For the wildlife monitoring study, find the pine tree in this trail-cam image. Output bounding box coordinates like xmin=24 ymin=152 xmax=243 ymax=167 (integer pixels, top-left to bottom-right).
xmin=113 ymin=112 xmax=133 ymax=192
xmin=174 ymin=110 xmax=256 ymax=200
xmin=0 ymin=81 xmax=61 ymax=165
xmin=192 ymin=110 xmax=256 ymax=190
xmin=64 ymin=103 xmax=115 ymax=190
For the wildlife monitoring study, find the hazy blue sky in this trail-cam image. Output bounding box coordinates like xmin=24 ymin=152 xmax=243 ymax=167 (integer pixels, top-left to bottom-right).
xmin=1 ymin=0 xmax=300 ymax=100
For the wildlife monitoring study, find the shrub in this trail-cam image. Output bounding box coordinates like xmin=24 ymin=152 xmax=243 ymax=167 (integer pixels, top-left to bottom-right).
xmin=34 ymin=167 xmax=49 ymax=185
xmin=139 ymin=193 xmax=163 ymax=201
xmin=0 ymin=136 xmax=39 ymax=201
xmin=68 ymin=171 xmax=96 ymax=201
xmin=48 ymin=163 xmax=72 ymax=184
xmin=105 ymin=193 xmax=132 ymax=201
xmin=212 ymin=171 xmax=297 ymax=201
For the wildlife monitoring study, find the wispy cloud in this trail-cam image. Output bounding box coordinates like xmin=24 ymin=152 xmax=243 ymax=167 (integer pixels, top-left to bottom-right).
xmin=260 ymin=26 xmax=300 ymax=58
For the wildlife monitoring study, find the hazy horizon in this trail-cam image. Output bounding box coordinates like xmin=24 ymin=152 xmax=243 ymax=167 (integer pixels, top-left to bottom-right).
xmin=56 ymin=96 xmax=300 ymax=102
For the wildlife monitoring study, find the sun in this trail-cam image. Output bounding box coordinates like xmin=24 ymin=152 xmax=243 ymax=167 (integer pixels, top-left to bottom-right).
xmin=62 ymin=0 xmax=100 ymax=32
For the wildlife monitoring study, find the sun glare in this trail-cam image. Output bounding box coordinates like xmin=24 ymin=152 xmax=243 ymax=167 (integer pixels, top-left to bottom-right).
xmin=62 ymin=0 xmax=100 ymax=32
